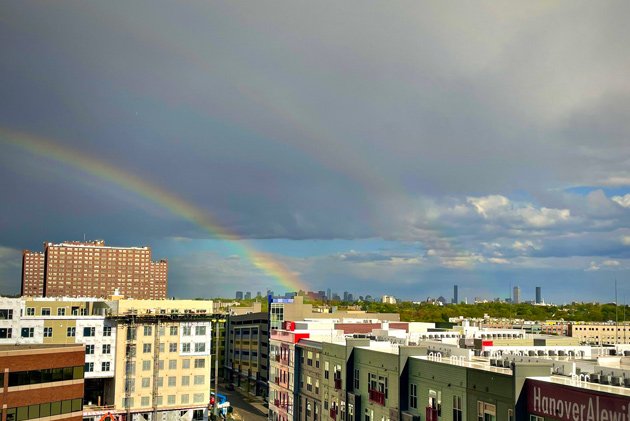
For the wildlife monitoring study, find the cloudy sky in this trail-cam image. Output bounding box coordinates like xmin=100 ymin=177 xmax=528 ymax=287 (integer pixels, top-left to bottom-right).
xmin=1 ymin=1 xmax=629 ymax=303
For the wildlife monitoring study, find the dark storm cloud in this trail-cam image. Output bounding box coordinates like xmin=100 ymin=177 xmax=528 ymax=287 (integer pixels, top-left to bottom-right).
xmin=1 ymin=1 xmax=629 ymax=299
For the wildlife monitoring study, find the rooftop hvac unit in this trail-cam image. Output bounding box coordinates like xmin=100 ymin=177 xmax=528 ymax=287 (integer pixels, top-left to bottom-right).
xmin=624 ymin=377 xmax=630 ymax=387
xmin=611 ymin=376 xmax=621 ymax=386
xmin=589 ymin=373 xmax=600 ymax=383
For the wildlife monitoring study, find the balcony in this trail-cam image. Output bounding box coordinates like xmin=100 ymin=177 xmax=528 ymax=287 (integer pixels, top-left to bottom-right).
xmin=368 ymin=389 xmax=385 ymax=406
xmin=329 ymin=408 xmax=337 ymax=420
xmin=426 ymin=406 xmax=438 ymax=421
xmin=334 ymin=378 xmax=342 ymax=390
xmin=275 ymin=355 xmax=281 ymax=362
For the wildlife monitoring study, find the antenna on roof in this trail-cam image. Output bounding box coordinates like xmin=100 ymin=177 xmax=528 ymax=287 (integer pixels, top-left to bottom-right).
xmin=83 ymin=233 xmax=86 ymax=242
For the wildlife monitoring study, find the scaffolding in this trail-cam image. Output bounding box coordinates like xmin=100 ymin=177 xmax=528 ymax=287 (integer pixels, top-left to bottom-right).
xmin=113 ymin=312 xmax=227 ymax=421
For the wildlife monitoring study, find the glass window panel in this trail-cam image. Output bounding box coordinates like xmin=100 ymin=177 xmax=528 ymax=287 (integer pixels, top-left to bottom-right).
xmin=16 ymin=407 xmax=28 ymax=421
xmin=29 ymin=404 xmax=40 ymax=419
xmin=61 ymin=400 xmax=72 ymax=414
xmin=51 ymin=401 xmax=61 ymax=416
xmin=39 ymin=403 xmax=50 ymax=417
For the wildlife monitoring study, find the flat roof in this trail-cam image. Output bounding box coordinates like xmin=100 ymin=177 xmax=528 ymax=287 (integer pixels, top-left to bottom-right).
xmin=532 ymin=375 xmax=630 ymax=398
xmin=412 ymin=355 xmax=516 ymax=375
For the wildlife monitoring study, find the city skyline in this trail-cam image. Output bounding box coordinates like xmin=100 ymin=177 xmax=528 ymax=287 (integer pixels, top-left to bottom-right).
xmin=1 ymin=2 xmax=629 ymax=302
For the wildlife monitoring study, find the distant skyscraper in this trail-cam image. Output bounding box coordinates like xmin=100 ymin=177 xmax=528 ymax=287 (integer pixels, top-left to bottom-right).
xmin=244 ymin=291 xmax=252 ymax=300
xmin=343 ymin=291 xmax=349 ymax=302
xmin=326 ymin=288 xmax=331 ymax=300
xmin=235 ymin=291 xmax=243 ymax=300
xmin=453 ymin=285 xmax=459 ymax=304
xmin=513 ymin=286 xmax=521 ymax=304
xmin=535 ymin=286 xmax=542 ymax=304
xmin=347 ymin=293 xmax=353 ymax=302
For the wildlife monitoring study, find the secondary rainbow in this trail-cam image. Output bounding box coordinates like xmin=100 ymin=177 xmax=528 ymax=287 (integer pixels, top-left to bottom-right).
xmin=0 ymin=127 xmax=309 ymax=293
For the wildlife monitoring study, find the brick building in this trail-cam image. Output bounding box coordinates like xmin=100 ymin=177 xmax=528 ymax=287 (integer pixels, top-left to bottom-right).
xmin=0 ymin=344 xmax=85 ymax=421
xmin=21 ymin=240 xmax=167 ymax=299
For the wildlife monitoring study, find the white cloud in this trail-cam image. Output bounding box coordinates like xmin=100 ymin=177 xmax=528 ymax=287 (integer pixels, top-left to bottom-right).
xmin=612 ymin=194 xmax=630 ymax=208
xmin=586 ymin=261 xmax=600 ymax=271
xmin=603 ymin=259 xmax=620 ymax=267
xmin=467 ymin=195 xmax=571 ymax=228
xmin=623 ymin=236 xmax=630 ymax=246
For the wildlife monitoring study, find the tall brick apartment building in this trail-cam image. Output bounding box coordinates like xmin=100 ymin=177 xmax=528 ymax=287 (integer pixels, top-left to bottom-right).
xmin=21 ymin=240 xmax=167 ymax=299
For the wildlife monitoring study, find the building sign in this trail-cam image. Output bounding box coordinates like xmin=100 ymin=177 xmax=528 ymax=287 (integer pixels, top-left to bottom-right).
xmin=526 ymin=379 xmax=630 ymax=421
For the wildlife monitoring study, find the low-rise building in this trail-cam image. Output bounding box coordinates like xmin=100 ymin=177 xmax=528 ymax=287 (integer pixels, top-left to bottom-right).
xmin=0 ymin=344 xmax=85 ymax=421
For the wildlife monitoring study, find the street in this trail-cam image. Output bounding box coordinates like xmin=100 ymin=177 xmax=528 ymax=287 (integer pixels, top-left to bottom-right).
xmin=216 ymin=385 xmax=267 ymax=421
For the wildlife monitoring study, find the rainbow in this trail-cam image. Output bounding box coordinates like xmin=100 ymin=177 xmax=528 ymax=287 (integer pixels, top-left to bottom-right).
xmin=0 ymin=127 xmax=309 ymax=293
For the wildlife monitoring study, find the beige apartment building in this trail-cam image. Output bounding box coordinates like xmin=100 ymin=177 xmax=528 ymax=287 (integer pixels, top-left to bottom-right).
xmin=568 ymin=322 xmax=630 ymax=345
xmin=1 ymin=295 xmax=220 ymax=421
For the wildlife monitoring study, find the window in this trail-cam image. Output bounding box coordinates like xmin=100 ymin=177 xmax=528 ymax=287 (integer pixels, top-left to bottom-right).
xmin=193 ymin=393 xmax=204 ymax=403
xmin=142 ymin=378 xmax=150 ymax=388
xmin=169 ymin=360 xmax=177 ymax=370
xmin=181 ymin=376 xmax=190 ymax=386
xmin=325 ymin=361 xmax=329 ymax=380
xmin=182 ymin=343 xmax=191 ymax=353
xmin=159 ymin=342 xmax=165 ymax=352
xmin=508 ymin=409 xmax=514 ymax=421
xmin=157 ymin=377 xmax=164 ymax=387
xmin=170 ymin=326 xmax=178 ymax=336
xmin=103 ymin=344 xmax=111 ymax=354
xmin=478 ymin=401 xmax=496 ymax=421
xmin=410 ymin=383 xmax=418 ymax=409
xmin=141 ymin=397 xmax=150 ymax=407
xmin=57 ymin=308 xmax=66 ymax=316
xmin=42 ymin=308 xmax=51 ymax=316
xmin=183 ymin=326 xmax=191 ymax=336
xmin=85 ymin=362 xmax=94 ymax=372
xmin=354 ymin=368 xmax=359 ymax=390
xmin=83 ymin=327 xmax=95 ymax=337
xmin=44 ymin=327 xmax=53 ymax=337
xmin=429 ymin=390 xmax=441 ymax=417
xmin=142 ymin=361 xmax=151 ymax=371
xmin=169 ymin=343 xmax=177 ymax=352
xmin=0 ymin=328 xmax=12 ymax=338
xmin=181 ymin=394 xmax=189 ymax=404
xmin=195 ymin=326 xmax=207 ymax=335
xmin=143 ymin=344 xmax=152 ymax=353
xmin=159 ymin=360 xmax=164 ymax=370
xmin=530 ymin=416 xmax=544 ymax=421
xmin=453 ymin=396 xmax=462 ymax=421
xmin=193 ymin=375 xmax=204 ymax=385
xmin=194 ymin=343 xmax=206 ymax=352
xmin=183 ymin=359 xmax=190 ymax=369
xmin=126 ymin=327 xmax=136 ymax=340
xmin=21 ymin=327 xmax=34 ymax=338
xmin=0 ymin=309 xmax=13 ymax=319
xmin=67 ymin=327 xmax=76 ymax=337
xmin=102 ymin=362 xmax=111 ymax=371
xmin=103 ymin=326 xmax=112 ymax=336
xmin=194 ymin=358 xmax=205 ymax=368
xmin=144 ymin=326 xmax=152 ymax=336
xmin=26 ymin=308 xmax=35 ymax=316
xmin=86 ymin=345 xmax=95 ymax=355
xmin=168 ymin=376 xmax=176 ymax=387
xmin=168 ymin=395 xmax=176 ymax=405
